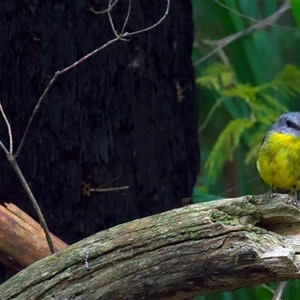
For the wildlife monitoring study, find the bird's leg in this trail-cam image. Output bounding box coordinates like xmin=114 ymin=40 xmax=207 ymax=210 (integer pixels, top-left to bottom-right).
xmin=285 ymin=190 xmax=299 ymax=209
xmin=262 ymin=187 xmax=275 ymax=203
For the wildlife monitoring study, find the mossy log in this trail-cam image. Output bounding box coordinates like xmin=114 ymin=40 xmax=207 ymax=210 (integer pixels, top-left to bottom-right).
xmin=1 ymin=194 xmax=300 ymax=299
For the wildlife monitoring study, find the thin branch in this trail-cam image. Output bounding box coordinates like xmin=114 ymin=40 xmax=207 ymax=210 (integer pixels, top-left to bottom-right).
xmin=108 ymin=0 xmax=132 ymax=39
xmin=128 ymin=0 xmax=170 ymax=36
xmin=15 ymin=0 xmax=170 ymax=158
xmin=273 ymin=281 xmax=286 ymax=300
xmin=219 ymin=176 xmax=260 ymax=196
xmin=0 ymin=101 xmax=13 ymax=154
xmin=198 ymin=96 xmax=226 ymax=132
xmin=121 ymin=0 xmax=132 ymax=36
xmin=6 ymin=153 xmax=55 ymax=254
xmin=89 ymin=186 xmax=129 ymax=193
xmin=205 ymin=0 xmax=290 ymax=47
xmin=15 ymin=36 xmax=120 ymax=158
xmin=108 ymin=0 xmax=119 ymax=37
xmin=0 ymin=0 xmax=170 ymax=258
xmin=214 ymin=0 xmax=295 ymax=31
xmin=194 ymin=0 xmax=290 ymax=66
xmin=0 ymin=141 xmax=9 ymax=155
xmin=89 ymin=0 xmax=118 ymax=15
xmin=261 ymin=284 xmax=276 ymax=295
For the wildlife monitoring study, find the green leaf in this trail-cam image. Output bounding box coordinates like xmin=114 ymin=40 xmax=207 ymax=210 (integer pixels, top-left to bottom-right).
xmin=272 ymin=65 xmax=300 ymax=96
xmin=205 ymin=118 xmax=254 ymax=183
xmin=290 ymin=0 xmax=300 ymax=30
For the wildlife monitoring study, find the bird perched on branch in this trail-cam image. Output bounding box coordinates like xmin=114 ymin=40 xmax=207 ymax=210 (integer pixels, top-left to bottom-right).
xmin=257 ymin=111 xmax=300 ymax=207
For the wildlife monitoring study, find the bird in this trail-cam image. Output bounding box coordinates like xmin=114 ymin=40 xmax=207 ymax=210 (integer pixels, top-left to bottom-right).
xmin=256 ymin=111 xmax=300 ymax=207
xmin=256 ymin=113 xmax=300 ymax=300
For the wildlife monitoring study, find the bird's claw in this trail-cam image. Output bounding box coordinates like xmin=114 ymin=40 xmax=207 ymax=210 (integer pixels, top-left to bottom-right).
xmin=285 ymin=192 xmax=299 ymax=209
xmin=262 ymin=189 xmax=275 ymax=203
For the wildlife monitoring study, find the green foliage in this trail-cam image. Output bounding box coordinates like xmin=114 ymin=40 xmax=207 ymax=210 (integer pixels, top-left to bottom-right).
xmin=197 ymin=63 xmax=300 ymax=184
xmin=273 ymin=65 xmax=300 ymax=96
xmin=192 ymin=1 xmax=300 ymax=298
xmin=191 ymin=281 xmax=300 ymax=300
xmin=290 ymin=0 xmax=300 ymax=29
xmin=204 ymin=117 xmax=253 ymax=183
xmin=196 ymin=63 xmax=234 ymax=91
xmin=192 ymin=285 xmax=268 ymax=300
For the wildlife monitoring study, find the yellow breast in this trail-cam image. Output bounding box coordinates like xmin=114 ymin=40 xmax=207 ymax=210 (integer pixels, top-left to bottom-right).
xmin=257 ymin=132 xmax=300 ymax=191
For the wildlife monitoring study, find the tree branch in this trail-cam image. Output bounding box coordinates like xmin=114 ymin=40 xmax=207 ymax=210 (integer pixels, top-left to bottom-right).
xmin=0 ymin=203 xmax=67 ymax=271
xmin=0 ymin=0 xmax=170 ymax=256
xmin=89 ymin=0 xmax=119 ymax=15
xmin=194 ymin=0 xmax=291 ymax=66
xmin=1 ymin=194 xmax=300 ymax=299
xmin=15 ymin=0 xmax=170 ymax=158
xmin=5 ymin=154 xmax=56 ymax=254
xmin=0 ymin=101 xmax=12 ymax=154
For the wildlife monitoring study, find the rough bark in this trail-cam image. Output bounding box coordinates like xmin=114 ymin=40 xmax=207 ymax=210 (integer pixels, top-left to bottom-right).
xmin=0 ymin=0 xmax=199 ymax=283
xmin=1 ymin=194 xmax=300 ymax=300
xmin=0 ymin=203 xmax=67 ymax=271
xmin=0 ymin=0 xmax=199 ymax=244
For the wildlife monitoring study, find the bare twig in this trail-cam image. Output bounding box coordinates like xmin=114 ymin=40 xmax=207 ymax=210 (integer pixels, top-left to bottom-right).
xmin=15 ymin=37 xmax=119 ymax=158
xmin=107 ymin=0 xmax=132 ymax=41
xmin=0 ymin=101 xmax=13 ymax=154
xmin=89 ymin=0 xmax=118 ymax=15
xmin=0 ymin=100 xmax=55 ymax=253
xmin=82 ymin=175 xmax=128 ymax=196
xmin=89 ymin=186 xmax=129 ymax=193
xmin=214 ymin=0 xmax=295 ymax=31
xmin=6 ymin=153 xmax=55 ymax=254
xmin=129 ymin=0 xmax=170 ymax=36
xmin=108 ymin=0 xmax=119 ymax=37
xmin=0 ymin=0 xmax=170 ymax=255
xmin=219 ymin=176 xmax=260 ymax=196
xmin=194 ymin=0 xmax=290 ymax=66
xmin=198 ymin=96 xmax=226 ymax=132
xmin=272 ymin=281 xmax=286 ymax=300
xmin=15 ymin=0 xmax=170 ymax=158
xmin=0 ymin=140 xmax=9 ymax=155
xmin=121 ymin=0 xmax=132 ymax=36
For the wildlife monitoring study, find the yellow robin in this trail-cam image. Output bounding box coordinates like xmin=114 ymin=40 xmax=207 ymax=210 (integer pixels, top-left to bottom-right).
xmin=257 ymin=112 xmax=300 ymax=206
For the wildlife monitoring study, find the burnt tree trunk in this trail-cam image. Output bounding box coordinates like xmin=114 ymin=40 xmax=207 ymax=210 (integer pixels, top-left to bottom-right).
xmin=0 ymin=0 xmax=199 ymax=281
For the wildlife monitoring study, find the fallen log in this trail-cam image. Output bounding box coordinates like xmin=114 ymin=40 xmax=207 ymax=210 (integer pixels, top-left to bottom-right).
xmin=0 ymin=194 xmax=300 ymax=299
xmin=0 ymin=203 xmax=68 ymax=271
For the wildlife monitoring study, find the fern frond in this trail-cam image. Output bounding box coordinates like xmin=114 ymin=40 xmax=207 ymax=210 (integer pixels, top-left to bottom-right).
xmin=245 ymin=143 xmax=261 ymax=165
xmin=223 ymin=84 xmax=263 ymax=99
xmin=205 ymin=118 xmax=254 ymax=183
xmin=244 ymin=129 xmax=266 ymax=164
xmin=198 ymin=63 xmax=300 ymax=185
xmin=251 ymin=103 xmax=285 ymax=125
xmin=271 ymin=65 xmax=300 ymax=96
xmin=196 ymin=63 xmax=234 ymax=92
xmin=260 ymin=94 xmax=288 ymax=114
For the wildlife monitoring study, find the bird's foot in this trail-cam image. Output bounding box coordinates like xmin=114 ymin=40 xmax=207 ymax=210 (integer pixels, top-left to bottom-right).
xmin=284 ymin=191 xmax=299 ymax=209
xmin=262 ymin=189 xmax=275 ymax=203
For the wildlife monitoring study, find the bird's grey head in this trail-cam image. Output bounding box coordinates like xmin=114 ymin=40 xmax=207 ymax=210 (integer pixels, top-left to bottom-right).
xmin=270 ymin=112 xmax=300 ymax=136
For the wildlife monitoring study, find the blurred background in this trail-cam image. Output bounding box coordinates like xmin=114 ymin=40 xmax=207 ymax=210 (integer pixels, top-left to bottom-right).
xmin=191 ymin=0 xmax=300 ymax=299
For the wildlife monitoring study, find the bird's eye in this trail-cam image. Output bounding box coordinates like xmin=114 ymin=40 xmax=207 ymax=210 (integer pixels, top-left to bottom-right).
xmin=286 ymin=119 xmax=292 ymax=127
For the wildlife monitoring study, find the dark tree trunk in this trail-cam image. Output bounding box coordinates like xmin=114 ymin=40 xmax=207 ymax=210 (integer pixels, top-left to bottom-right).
xmin=0 ymin=0 xmax=199 ymax=281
